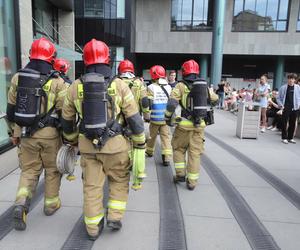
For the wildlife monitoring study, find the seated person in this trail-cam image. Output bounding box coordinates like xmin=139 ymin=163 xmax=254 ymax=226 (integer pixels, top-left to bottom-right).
xmin=267 ymin=89 xmax=282 ymax=131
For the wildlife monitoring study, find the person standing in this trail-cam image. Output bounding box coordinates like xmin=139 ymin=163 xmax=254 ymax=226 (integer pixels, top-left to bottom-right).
xmin=216 ymin=80 xmax=225 ymax=109
xmin=61 ymin=39 xmax=146 ymax=240
xmin=277 ymin=73 xmax=300 ymax=144
xmin=255 ymin=74 xmax=270 ymax=133
xmin=146 ymin=65 xmax=172 ymax=166
xmin=168 ymin=70 xmax=177 ymax=89
xmin=117 ymin=59 xmax=149 ymax=118
xmin=165 ymin=60 xmax=218 ymax=190
xmin=6 ymin=37 xmax=67 ymax=230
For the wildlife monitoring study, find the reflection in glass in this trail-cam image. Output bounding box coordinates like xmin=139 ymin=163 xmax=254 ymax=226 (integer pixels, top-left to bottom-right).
xmin=297 ymin=5 xmax=300 ymax=31
xmin=80 ymin=0 xmax=124 ymax=19
xmin=171 ymin=0 xmax=213 ymax=31
xmin=0 ymin=0 xmax=17 ymax=147
xmin=232 ymin=0 xmax=290 ymax=31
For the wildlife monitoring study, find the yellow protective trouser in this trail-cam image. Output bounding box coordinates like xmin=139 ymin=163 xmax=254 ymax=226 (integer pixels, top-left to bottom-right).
xmin=146 ymin=123 xmax=172 ymax=160
xmin=80 ymin=150 xmax=130 ymax=227
xmin=172 ymin=127 xmax=204 ymax=186
xmin=15 ymin=137 xmax=62 ymax=208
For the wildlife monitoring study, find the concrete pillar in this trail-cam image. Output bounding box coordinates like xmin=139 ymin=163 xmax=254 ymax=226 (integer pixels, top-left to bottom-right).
xmin=274 ymin=56 xmax=285 ymax=89
xmin=58 ymin=10 xmax=75 ymax=80
xmin=19 ymin=1 xmax=33 ymax=67
xmin=210 ymin=0 xmax=226 ymax=87
xmin=200 ymin=55 xmax=208 ymax=80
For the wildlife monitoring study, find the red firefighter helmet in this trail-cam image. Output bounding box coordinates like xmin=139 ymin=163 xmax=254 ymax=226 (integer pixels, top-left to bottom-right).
xmin=181 ymin=60 xmax=200 ymax=76
xmin=54 ymin=58 xmax=71 ymax=74
xmin=118 ymin=59 xmax=135 ymax=74
xmin=150 ymin=65 xmax=166 ymax=80
xmin=83 ymin=39 xmax=110 ymax=66
xmin=30 ymin=37 xmax=57 ymax=63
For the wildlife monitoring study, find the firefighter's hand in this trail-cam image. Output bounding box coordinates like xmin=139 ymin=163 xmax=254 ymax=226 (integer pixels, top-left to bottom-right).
xmin=11 ymin=137 xmax=20 ymax=146
xmin=63 ymin=138 xmax=78 ymax=147
xmin=165 ymin=116 xmax=174 ymax=127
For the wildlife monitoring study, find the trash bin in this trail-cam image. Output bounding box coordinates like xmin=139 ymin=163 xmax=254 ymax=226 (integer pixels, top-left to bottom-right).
xmin=236 ymin=103 xmax=261 ymax=139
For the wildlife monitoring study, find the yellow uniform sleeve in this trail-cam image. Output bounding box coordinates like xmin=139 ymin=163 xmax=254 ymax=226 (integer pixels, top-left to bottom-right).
xmin=61 ymin=82 xmax=78 ymax=142
xmin=55 ymin=77 xmax=68 ymax=111
xmin=119 ymin=81 xmax=145 ymax=148
xmin=7 ymin=74 xmax=18 ymax=105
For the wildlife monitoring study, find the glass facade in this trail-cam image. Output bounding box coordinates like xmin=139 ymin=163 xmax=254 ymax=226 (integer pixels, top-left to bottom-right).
xmin=111 ymin=47 xmax=124 ymax=75
xmin=0 ymin=0 xmax=18 ymax=147
xmin=232 ymin=0 xmax=290 ymax=31
xmin=171 ymin=0 xmax=213 ymax=31
xmin=297 ymin=4 xmax=300 ymax=31
xmin=75 ymin=0 xmax=125 ymax=19
xmin=32 ymin=0 xmax=59 ymax=43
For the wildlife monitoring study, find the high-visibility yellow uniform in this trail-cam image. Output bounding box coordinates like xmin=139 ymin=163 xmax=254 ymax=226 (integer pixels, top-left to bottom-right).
xmin=7 ymin=72 xmax=67 ymax=213
xmin=62 ymin=76 xmax=145 ymax=237
xmin=165 ymin=81 xmax=218 ymax=188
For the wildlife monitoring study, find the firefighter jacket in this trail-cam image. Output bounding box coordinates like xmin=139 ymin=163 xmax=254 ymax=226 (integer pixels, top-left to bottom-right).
xmin=147 ymin=80 xmax=172 ymax=125
xmin=7 ymin=73 xmax=67 ymax=139
xmin=165 ymin=81 xmax=218 ymax=131
xmin=62 ymin=77 xmax=145 ymax=154
xmin=120 ymin=77 xmax=149 ymax=115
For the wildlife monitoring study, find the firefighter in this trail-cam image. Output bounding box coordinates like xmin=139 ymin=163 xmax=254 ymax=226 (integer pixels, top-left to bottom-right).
xmin=53 ymin=58 xmax=72 ymax=84
xmin=117 ymin=59 xmax=149 ymax=119
xmin=61 ymin=39 xmax=146 ymax=240
xmin=6 ymin=37 xmax=67 ymax=230
xmin=165 ymin=60 xmax=218 ymax=190
xmin=146 ymin=65 xmax=172 ymax=166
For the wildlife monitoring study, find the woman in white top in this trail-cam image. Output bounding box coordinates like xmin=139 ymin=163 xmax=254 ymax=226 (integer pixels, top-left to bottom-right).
xmin=255 ymin=74 xmax=270 ymax=132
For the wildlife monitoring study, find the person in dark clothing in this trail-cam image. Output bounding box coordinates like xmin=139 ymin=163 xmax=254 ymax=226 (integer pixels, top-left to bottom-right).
xmin=267 ymin=89 xmax=282 ymax=131
xmin=168 ymin=70 xmax=177 ymax=89
xmin=277 ymin=73 xmax=300 ymax=144
xmin=216 ymin=79 xmax=226 ymax=109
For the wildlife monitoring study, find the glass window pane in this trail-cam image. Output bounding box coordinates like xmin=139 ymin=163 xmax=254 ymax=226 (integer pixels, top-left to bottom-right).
xmin=276 ymin=21 xmax=286 ymax=30
xmin=193 ymin=0 xmax=205 ymax=21
xmin=171 ymin=0 xmax=212 ymax=31
xmin=297 ymin=21 xmax=300 ymax=31
xmin=244 ymin=0 xmax=256 ymax=11
xmin=181 ymin=0 xmax=192 ymax=21
xmin=266 ymin=0 xmax=278 ymax=20
xmin=256 ymin=0 xmax=267 ymax=16
xmin=234 ymin=0 xmax=244 ymax=16
xmin=278 ymin=0 xmax=289 ymax=19
xmin=117 ymin=0 xmax=125 ymax=18
xmin=171 ymin=0 xmax=180 ymax=20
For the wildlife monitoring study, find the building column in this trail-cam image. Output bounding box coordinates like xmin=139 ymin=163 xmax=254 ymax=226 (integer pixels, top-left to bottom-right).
xmin=200 ymin=55 xmax=208 ymax=80
xmin=210 ymin=0 xmax=226 ymax=87
xmin=274 ymin=56 xmax=285 ymax=89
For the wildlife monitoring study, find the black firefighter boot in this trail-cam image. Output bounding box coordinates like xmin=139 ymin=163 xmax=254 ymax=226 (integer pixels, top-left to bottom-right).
xmin=88 ymin=218 xmax=105 ymax=241
xmin=107 ymin=220 xmax=122 ymax=231
xmin=173 ymin=175 xmax=186 ymax=183
xmin=13 ymin=205 xmax=28 ymax=231
xmin=162 ymin=155 xmax=170 ymax=166
xmin=13 ymin=198 xmax=30 ymax=231
xmin=186 ymin=179 xmax=196 ymax=191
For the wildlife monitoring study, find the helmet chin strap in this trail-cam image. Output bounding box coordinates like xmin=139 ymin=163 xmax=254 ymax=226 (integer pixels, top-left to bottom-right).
xmin=120 ymin=72 xmax=135 ymax=79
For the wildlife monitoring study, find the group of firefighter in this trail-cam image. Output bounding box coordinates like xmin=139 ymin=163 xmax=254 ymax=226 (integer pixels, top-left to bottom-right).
xmin=5 ymin=37 xmax=218 ymax=240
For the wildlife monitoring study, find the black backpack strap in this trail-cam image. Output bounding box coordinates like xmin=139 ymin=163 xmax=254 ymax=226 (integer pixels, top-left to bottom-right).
xmin=160 ymin=85 xmax=169 ymax=99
